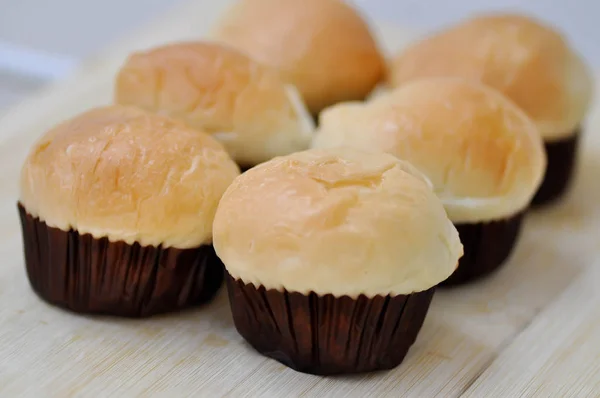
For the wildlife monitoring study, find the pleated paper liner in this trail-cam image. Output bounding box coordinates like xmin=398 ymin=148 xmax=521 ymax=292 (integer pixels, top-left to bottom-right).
xmin=226 ymin=274 xmax=435 ymax=375
xmin=532 ymin=129 xmax=580 ymax=207
xmin=441 ymin=210 xmax=525 ymax=286
xmin=18 ymin=203 xmax=224 ymax=317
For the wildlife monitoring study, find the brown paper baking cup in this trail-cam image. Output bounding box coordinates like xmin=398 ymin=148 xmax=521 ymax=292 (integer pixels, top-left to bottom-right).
xmin=226 ymin=274 xmax=435 ymax=375
xmin=18 ymin=203 xmax=224 ymax=317
xmin=441 ymin=210 xmax=525 ymax=286
xmin=532 ymin=129 xmax=580 ymax=207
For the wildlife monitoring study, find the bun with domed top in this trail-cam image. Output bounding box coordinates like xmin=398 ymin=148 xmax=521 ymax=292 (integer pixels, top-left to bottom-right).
xmin=213 ymin=146 xmax=462 ymax=375
xmin=19 ymin=105 xmax=239 ymax=317
xmin=211 ymin=0 xmax=386 ymax=116
xmin=313 ymin=78 xmax=546 ymax=285
xmin=115 ymin=41 xmax=314 ymax=169
xmin=388 ymin=13 xmax=593 ymax=206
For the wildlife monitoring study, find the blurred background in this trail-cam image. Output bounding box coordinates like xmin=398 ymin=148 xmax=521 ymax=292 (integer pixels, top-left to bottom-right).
xmin=0 ymin=0 xmax=597 ymax=113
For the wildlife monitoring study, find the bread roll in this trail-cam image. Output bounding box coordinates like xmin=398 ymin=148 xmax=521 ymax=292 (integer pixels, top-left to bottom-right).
xmin=20 ymin=105 xmax=240 ymax=249
xmin=211 ymin=0 xmax=386 ymax=114
xmin=389 ymin=13 xmax=593 ymax=141
xmin=115 ymin=42 xmax=314 ymax=167
xmin=213 ymin=146 xmax=463 ymax=297
xmin=313 ymin=78 xmax=547 ymax=223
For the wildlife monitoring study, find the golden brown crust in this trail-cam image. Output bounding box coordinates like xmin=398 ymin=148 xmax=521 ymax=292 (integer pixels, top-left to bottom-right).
xmin=213 ymin=147 xmax=463 ymax=297
xmin=20 ymin=105 xmax=240 ymax=248
xmin=115 ymin=41 xmax=313 ymax=166
xmin=313 ymin=78 xmax=547 ymax=223
xmin=389 ymin=14 xmax=593 ymax=141
xmin=211 ymin=0 xmax=386 ymax=114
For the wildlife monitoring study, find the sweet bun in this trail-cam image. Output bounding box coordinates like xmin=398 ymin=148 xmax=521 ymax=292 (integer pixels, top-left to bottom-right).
xmin=20 ymin=105 xmax=240 ymax=249
xmin=115 ymin=41 xmax=314 ymax=167
xmin=389 ymin=13 xmax=593 ymax=141
xmin=313 ymin=78 xmax=547 ymax=223
xmin=211 ymin=0 xmax=386 ymax=114
xmin=213 ymin=147 xmax=463 ymax=297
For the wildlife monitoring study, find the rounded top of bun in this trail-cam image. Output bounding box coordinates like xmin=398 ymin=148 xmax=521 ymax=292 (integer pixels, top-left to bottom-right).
xmin=20 ymin=105 xmax=240 ymax=249
xmin=115 ymin=41 xmax=314 ymax=167
xmin=211 ymin=0 xmax=386 ymax=114
xmin=389 ymin=13 xmax=593 ymax=141
xmin=313 ymin=78 xmax=547 ymax=223
xmin=212 ymin=146 xmax=463 ymax=297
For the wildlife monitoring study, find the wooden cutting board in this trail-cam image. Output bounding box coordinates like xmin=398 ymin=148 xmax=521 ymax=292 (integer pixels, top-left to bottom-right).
xmin=1 ymin=2 xmax=599 ymax=396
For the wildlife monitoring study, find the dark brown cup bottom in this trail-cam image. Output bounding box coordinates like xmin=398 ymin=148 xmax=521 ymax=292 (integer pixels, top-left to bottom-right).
xmin=532 ymin=129 xmax=580 ymax=207
xmin=18 ymin=203 xmax=224 ymax=317
xmin=441 ymin=211 xmax=525 ymax=286
xmin=226 ymin=275 xmax=435 ymax=375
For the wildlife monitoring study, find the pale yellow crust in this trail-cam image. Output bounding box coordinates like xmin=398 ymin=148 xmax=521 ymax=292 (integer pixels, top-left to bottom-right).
xmin=115 ymin=41 xmax=314 ymax=166
xmin=211 ymin=0 xmax=386 ymax=114
xmin=20 ymin=105 xmax=240 ymax=249
xmin=389 ymin=14 xmax=593 ymax=141
xmin=213 ymin=147 xmax=463 ymax=297
xmin=313 ymin=78 xmax=547 ymax=223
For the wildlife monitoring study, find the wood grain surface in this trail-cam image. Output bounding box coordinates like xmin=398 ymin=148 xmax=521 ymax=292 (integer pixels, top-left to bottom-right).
xmin=0 ymin=1 xmax=598 ymax=396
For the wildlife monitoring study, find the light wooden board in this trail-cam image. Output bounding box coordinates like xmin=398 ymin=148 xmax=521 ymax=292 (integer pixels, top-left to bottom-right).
xmin=463 ymin=264 xmax=600 ymax=398
xmin=0 ymin=1 xmax=599 ymax=396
